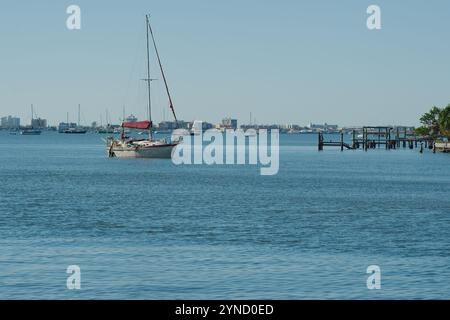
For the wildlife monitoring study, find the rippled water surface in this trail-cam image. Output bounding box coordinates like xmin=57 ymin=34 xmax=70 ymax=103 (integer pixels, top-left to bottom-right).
xmin=1 ymin=132 xmax=449 ymax=299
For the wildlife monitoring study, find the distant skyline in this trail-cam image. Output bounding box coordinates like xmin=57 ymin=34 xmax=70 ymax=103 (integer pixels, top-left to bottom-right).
xmin=1 ymin=0 xmax=449 ymax=127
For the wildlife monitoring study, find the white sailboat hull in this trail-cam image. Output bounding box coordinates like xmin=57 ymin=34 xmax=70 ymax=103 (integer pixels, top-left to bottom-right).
xmin=108 ymin=140 xmax=176 ymax=159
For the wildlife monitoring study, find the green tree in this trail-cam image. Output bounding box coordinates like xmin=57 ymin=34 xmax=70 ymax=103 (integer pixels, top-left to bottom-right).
xmin=415 ymin=126 xmax=430 ymax=136
xmin=438 ymin=104 xmax=450 ymax=137
xmin=420 ymin=106 xmax=441 ymax=136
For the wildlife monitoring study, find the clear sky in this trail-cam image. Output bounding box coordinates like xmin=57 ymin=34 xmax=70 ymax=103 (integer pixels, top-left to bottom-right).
xmin=0 ymin=0 xmax=449 ymax=127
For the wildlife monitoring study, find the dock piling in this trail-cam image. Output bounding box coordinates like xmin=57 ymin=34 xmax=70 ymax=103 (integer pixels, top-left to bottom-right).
xmin=318 ymin=132 xmax=323 ymax=151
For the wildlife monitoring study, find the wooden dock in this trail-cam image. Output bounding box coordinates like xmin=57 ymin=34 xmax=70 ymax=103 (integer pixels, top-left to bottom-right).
xmin=318 ymin=131 xmax=354 ymax=151
xmin=318 ymin=126 xmax=437 ymax=152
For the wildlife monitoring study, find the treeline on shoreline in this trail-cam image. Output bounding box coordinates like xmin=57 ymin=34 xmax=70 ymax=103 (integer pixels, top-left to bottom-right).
xmin=416 ymin=104 xmax=450 ymax=140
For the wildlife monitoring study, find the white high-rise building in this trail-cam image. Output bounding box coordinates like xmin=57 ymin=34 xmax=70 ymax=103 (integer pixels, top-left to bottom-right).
xmin=1 ymin=116 xmax=21 ymax=129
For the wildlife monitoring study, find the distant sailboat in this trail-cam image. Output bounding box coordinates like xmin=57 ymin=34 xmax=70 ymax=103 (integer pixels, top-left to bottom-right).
xmin=107 ymin=15 xmax=178 ymax=158
xmin=63 ymin=105 xmax=87 ymax=134
xmin=21 ymin=104 xmax=42 ymax=135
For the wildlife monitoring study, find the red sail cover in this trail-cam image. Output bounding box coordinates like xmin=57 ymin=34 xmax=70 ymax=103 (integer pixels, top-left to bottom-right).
xmin=122 ymin=121 xmax=152 ymax=130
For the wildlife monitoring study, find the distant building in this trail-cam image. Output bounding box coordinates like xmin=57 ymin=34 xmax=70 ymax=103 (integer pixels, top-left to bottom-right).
xmin=158 ymin=121 xmax=176 ymax=131
xmin=31 ymin=118 xmax=47 ymax=129
xmin=157 ymin=120 xmax=189 ymax=131
xmin=189 ymin=120 xmax=214 ymax=133
xmin=221 ymin=118 xmax=238 ymax=130
xmin=285 ymin=124 xmax=302 ymax=130
xmin=308 ymin=122 xmax=339 ymax=132
xmin=255 ymin=124 xmax=280 ymax=130
xmin=240 ymin=124 xmax=259 ymax=130
xmin=1 ymin=116 xmax=20 ymax=129
xmin=278 ymin=124 xmax=303 ymax=133
xmin=276 ymin=124 xmax=298 ymax=133
xmin=125 ymin=114 xmax=138 ymax=123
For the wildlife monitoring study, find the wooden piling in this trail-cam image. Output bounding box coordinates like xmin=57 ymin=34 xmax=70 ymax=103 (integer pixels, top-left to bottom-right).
xmin=318 ymin=132 xmax=323 ymax=151
xmin=352 ymin=130 xmax=356 ymax=149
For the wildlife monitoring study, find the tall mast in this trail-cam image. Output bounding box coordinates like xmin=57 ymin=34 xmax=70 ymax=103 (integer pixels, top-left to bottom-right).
xmin=145 ymin=15 xmax=153 ymax=139
xmin=31 ymin=104 xmax=34 ymax=127
xmin=78 ymin=104 xmax=81 ymax=127
xmin=147 ymin=16 xmax=178 ymax=125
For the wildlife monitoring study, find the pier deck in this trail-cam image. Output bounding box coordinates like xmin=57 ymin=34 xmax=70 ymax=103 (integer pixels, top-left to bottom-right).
xmin=318 ymin=126 xmax=439 ymax=152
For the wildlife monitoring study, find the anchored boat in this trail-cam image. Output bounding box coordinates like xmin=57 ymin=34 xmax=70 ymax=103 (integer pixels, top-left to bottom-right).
xmin=107 ymin=15 xmax=179 ymax=159
xmin=21 ymin=104 xmax=42 ymax=135
xmin=62 ymin=105 xmax=87 ymax=134
xmin=107 ymin=120 xmax=177 ymax=158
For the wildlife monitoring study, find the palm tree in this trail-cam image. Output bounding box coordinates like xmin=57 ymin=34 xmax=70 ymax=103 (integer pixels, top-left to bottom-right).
xmin=438 ymin=104 xmax=450 ymax=137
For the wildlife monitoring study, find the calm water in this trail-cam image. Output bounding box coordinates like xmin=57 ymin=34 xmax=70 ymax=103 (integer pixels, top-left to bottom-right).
xmin=1 ymin=131 xmax=450 ymax=299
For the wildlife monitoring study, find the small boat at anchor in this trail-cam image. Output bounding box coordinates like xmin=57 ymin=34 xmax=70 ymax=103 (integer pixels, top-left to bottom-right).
xmin=21 ymin=104 xmax=42 ymax=135
xmin=62 ymin=105 xmax=87 ymax=134
xmin=21 ymin=129 xmax=42 ymax=135
xmin=107 ymin=120 xmax=177 ymax=158
xmin=107 ymin=15 xmax=179 ymax=159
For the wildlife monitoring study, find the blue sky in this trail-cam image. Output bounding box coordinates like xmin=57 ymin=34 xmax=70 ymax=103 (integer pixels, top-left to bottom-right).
xmin=0 ymin=0 xmax=449 ymax=126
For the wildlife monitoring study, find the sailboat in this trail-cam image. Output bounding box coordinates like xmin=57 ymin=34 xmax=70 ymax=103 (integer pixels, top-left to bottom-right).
xmin=21 ymin=104 xmax=42 ymax=135
xmin=107 ymin=15 xmax=178 ymax=159
xmin=63 ymin=105 xmax=87 ymax=134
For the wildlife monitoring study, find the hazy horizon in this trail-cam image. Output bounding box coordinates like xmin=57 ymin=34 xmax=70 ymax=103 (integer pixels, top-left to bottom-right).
xmin=1 ymin=0 xmax=449 ymax=127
